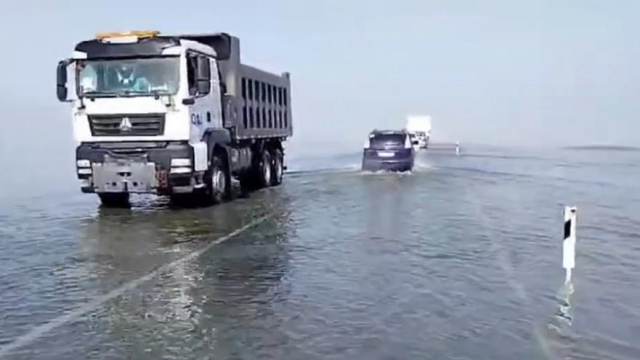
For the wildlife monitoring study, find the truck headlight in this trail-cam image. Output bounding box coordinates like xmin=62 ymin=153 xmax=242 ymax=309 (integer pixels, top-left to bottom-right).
xmin=170 ymin=167 xmax=192 ymax=174
xmin=77 ymin=159 xmax=91 ymax=168
xmin=171 ymin=158 xmax=192 ymax=167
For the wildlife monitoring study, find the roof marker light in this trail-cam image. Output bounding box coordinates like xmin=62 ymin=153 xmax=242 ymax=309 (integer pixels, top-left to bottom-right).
xmin=96 ymin=31 xmax=160 ymax=43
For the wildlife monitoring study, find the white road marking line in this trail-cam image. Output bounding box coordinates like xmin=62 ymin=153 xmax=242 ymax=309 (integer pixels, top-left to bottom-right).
xmin=0 ymin=215 xmax=269 ymax=357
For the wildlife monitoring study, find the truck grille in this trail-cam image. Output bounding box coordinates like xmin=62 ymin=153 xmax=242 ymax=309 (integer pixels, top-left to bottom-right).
xmin=88 ymin=114 xmax=165 ymax=136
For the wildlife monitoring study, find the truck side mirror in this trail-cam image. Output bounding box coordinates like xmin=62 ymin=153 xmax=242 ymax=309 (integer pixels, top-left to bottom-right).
xmin=56 ymin=60 xmax=70 ymax=101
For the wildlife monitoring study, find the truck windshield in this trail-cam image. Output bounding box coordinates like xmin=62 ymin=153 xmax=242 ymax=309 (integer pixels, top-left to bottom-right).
xmin=76 ymin=57 xmax=180 ymax=97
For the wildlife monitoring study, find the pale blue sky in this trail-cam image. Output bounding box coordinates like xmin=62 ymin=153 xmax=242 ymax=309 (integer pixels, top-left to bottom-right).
xmin=0 ymin=0 xmax=639 ymax=190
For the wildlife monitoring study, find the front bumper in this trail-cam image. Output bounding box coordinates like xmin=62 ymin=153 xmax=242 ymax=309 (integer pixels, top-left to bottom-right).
xmin=76 ymin=141 xmax=201 ymax=194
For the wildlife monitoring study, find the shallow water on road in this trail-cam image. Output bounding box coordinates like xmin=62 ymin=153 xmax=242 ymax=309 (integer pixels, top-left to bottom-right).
xmin=1 ymin=147 xmax=639 ymax=359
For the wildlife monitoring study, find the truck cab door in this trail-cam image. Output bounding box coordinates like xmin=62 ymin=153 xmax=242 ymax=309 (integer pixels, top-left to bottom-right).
xmin=186 ymin=53 xmax=223 ymax=143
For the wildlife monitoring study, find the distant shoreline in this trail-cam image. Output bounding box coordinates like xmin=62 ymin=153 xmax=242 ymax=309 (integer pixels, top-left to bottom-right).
xmin=563 ymin=145 xmax=640 ymax=152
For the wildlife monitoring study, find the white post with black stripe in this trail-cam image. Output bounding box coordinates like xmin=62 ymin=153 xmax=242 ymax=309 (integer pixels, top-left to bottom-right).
xmin=563 ymin=206 xmax=577 ymax=284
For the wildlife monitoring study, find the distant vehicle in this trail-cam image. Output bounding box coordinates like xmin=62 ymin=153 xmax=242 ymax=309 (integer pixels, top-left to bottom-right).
xmin=406 ymin=115 xmax=432 ymax=149
xmin=362 ymin=130 xmax=415 ymax=172
xmin=56 ymin=31 xmax=292 ymax=207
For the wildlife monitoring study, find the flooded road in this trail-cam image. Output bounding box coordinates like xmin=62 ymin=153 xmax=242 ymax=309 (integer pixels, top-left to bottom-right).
xmin=1 ymin=147 xmax=640 ymax=359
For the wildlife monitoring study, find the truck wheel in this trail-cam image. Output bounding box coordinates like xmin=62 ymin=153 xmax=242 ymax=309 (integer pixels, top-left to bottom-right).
xmin=98 ymin=193 xmax=130 ymax=207
xmin=270 ymin=149 xmax=283 ymax=186
xmin=205 ymin=154 xmax=228 ymax=204
xmin=258 ymin=150 xmax=272 ymax=188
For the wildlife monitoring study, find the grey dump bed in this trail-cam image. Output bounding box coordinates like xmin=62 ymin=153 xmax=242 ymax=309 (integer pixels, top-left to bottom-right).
xmin=180 ymin=33 xmax=292 ymax=141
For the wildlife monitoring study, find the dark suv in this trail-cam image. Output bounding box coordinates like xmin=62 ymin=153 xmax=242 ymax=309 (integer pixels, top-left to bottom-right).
xmin=362 ymin=130 xmax=415 ymax=172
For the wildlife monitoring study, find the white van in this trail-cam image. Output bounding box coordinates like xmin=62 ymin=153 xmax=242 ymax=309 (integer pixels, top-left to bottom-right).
xmin=406 ymin=115 xmax=432 ymax=149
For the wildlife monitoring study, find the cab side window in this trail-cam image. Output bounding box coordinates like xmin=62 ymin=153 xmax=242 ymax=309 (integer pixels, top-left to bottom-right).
xmin=187 ymin=53 xmax=211 ymax=97
xmin=198 ymin=56 xmax=211 ymax=96
xmin=187 ymin=54 xmax=198 ymax=96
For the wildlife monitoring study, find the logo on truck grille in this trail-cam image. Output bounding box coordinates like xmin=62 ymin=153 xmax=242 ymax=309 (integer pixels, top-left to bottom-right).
xmin=89 ymin=114 xmax=165 ymax=136
xmin=119 ymin=117 xmax=133 ymax=132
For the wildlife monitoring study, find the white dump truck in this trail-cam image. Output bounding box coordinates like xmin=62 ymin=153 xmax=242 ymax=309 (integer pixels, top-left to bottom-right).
xmin=405 ymin=115 xmax=432 ymax=149
xmin=56 ymin=31 xmax=292 ymax=206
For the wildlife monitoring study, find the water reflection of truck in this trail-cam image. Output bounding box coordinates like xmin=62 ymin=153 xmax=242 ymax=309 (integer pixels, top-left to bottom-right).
xmin=56 ymin=31 xmax=292 ymax=207
xmin=406 ymin=115 xmax=431 ymax=149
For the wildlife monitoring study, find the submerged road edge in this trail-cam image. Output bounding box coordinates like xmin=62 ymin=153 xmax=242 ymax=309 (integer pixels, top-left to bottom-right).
xmin=0 ymin=215 xmax=271 ymax=357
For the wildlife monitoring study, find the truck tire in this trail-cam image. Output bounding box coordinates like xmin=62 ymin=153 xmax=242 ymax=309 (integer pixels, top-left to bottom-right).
xmin=258 ymin=150 xmax=272 ymax=188
xmin=270 ymin=149 xmax=283 ymax=186
xmin=98 ymin=193 xmax=130 ymax=207
xmin=205 ymin=154 xmax=229 ymax=204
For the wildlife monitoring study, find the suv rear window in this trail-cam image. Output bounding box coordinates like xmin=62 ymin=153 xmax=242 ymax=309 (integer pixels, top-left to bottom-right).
xmin=370 ymin=133 xmax=406 ymax=149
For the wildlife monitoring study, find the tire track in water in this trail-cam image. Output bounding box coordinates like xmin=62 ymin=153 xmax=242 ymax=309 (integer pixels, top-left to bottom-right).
xmin=476 ymin=180 xmax=613 ymax=359
xmin=0 ymin=215 xmax=271 ymax=357
xmin=462 ymin=181 xmax=572 ymax=359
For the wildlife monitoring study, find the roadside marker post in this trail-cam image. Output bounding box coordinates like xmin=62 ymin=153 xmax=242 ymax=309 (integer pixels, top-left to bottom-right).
xmin=563 ymin=206 xmax=577 ymax=284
